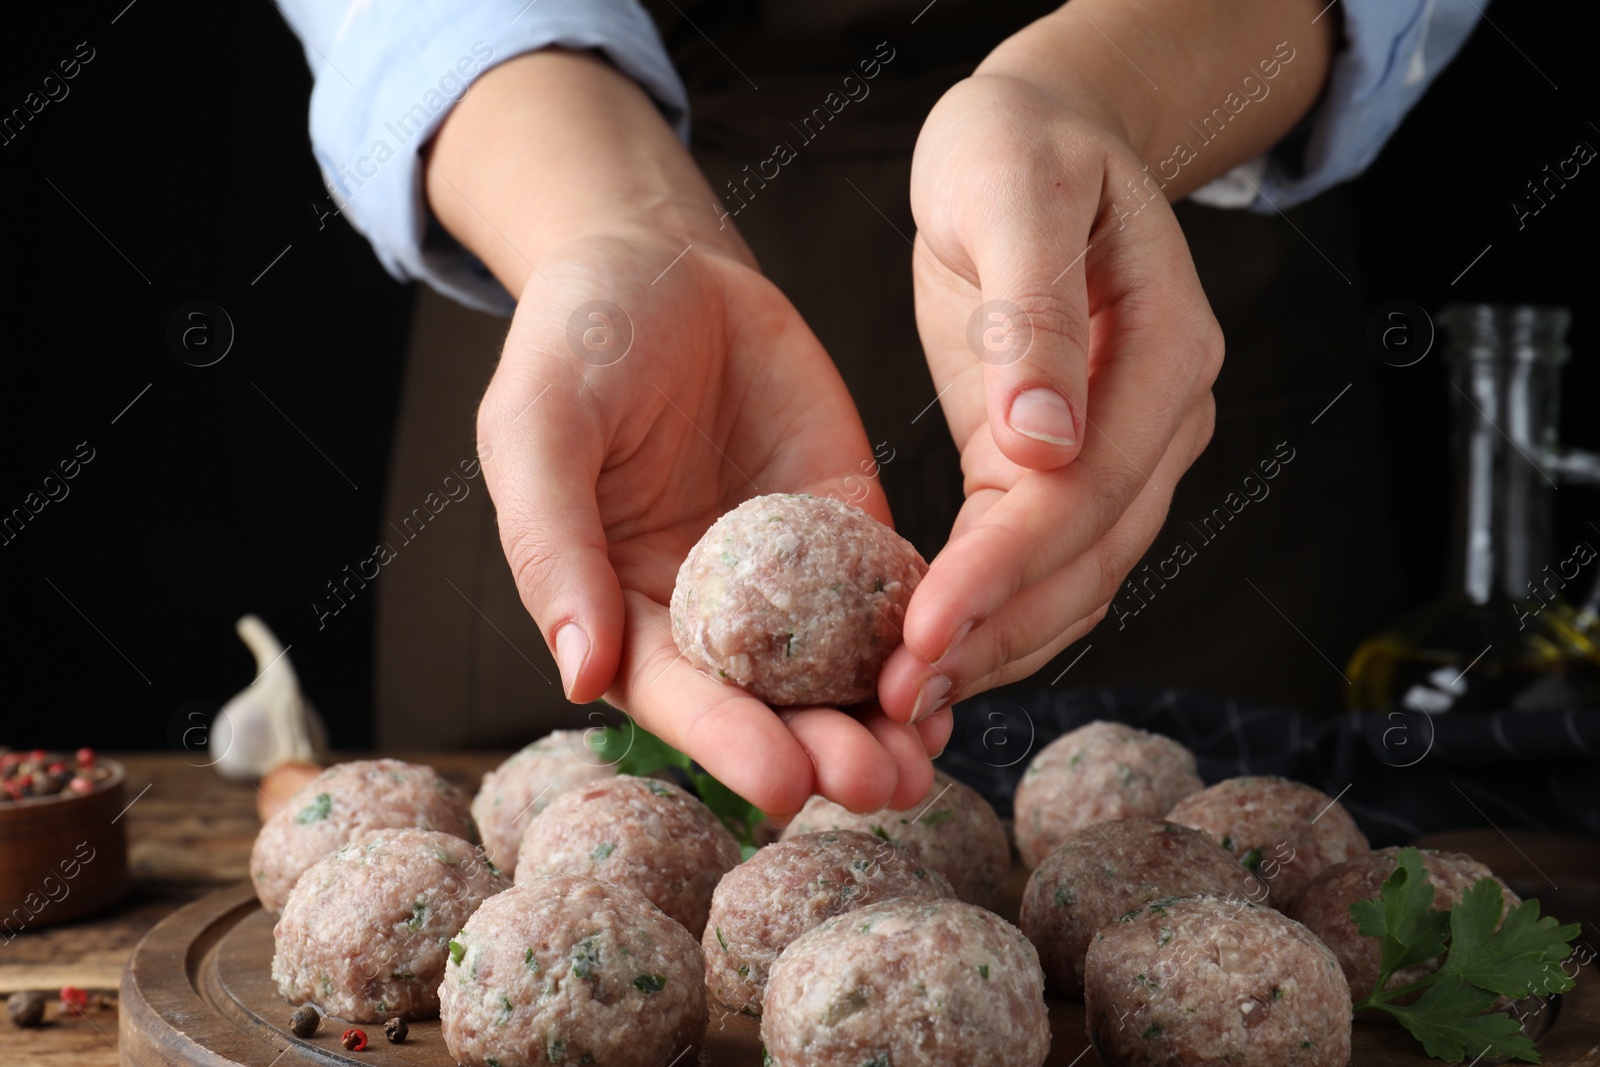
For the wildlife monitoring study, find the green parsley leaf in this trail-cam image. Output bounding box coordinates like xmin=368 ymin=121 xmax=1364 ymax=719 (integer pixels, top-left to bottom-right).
xmin=295 ymin=793 xmax=331 ymax=824
xmin=592 ymin=717 xmax=766 ymax=853
xmin=1349 ymin=846 xmax=1580 ymax=1063
xmin=633 ymin=974 xmax=668 ymax=993
xmin=448 ymin=940 xmax=465 ymax=965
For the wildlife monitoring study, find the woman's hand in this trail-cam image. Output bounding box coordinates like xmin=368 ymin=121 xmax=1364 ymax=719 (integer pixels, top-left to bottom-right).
xmin=879 ymin=0 xmax=1334 ymax=726
xmin=429 ymin=51 xmax=935 ymax=819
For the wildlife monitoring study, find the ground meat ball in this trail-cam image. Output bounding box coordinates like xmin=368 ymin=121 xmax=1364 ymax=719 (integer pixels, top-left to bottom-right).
xmin=440 ymin=876 xmax=706 ymax=1067
xmin=1290 ymin=847 xmax=1522 ymax=1007
xmin=271 ymin=829 xmax=508 ymax=1021
xmin=513 ymin=775 xmax=739 ymax=936
xmin=1020 ymin=819 xmax=1262 ymax=996
xmin=704 ymin=830 xmax=955 ymax=1015
xmin=471 ymin=733 xmax=616 ymax=871
xmin=763 ymin=897 xmax=1049 ymax=1067
xmin=1084 ymin=895 xmax=1352 ymax=1067
xmin=780 ymin=770 xmax=1009 ymax=908
xmin=1013 ymin=721 xmax=1204 ymax=870
xmin=250 ymin=759 xmax=478 ymax=914
xmin=670 ymin=493 xmax=927 ymax=707
xmin=1167 ymin=776 xmax=1369 ymax=908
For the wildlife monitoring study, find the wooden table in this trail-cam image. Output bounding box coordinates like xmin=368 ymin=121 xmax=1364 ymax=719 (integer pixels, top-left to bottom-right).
xmin=0 ymin=753 xmax=501 ymax=1067
xmin=4 ymin=754 xmax=1598 ymax=1066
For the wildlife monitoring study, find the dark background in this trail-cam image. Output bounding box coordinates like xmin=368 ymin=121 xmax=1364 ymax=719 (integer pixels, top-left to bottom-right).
xmin=2 ymin=1 xmax=1595 ymax=752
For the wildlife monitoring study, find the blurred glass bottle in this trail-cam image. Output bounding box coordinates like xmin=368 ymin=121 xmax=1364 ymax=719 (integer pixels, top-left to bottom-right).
xmin=1348 ymin=304 xmax=1600 ymax=713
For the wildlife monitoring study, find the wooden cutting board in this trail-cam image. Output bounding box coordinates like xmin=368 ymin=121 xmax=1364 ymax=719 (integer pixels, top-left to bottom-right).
xmin=118 ymin=871 xmax=1598 ymax=1066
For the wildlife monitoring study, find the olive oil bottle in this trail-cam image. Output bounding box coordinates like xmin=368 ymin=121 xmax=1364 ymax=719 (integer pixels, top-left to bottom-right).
xmin=1348 ymin=305 xmax=1600 ymax=713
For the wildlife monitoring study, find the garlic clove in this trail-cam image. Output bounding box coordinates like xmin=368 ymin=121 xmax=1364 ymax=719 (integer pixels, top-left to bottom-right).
xmin=210 ymin=615 xmax=327 ymax=780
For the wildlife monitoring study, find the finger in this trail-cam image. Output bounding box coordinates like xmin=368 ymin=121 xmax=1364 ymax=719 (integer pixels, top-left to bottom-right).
xmin=898 ymin=207 xmax=1224 ymax=688
xmin=607 ymin=590 xmax=816 ymax=818
xmin=880 ymin=402 xmax=1212 ymax=718
xmin=914 ymin=706 xmax=955 ymax=759
xmin=855 ymin=705 xmax=934 ymax=810
xmin=778 ymin=707 xmax=901 ymax=814
xmin=968 ymin=205 xmax=1094 ymax=472
xmin=479 ymin=371 xmax=625 ymax=704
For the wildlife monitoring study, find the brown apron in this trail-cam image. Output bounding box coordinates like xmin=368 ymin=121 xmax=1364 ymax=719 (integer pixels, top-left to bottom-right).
xmin=373 ymin=0 xmax=1401 ymax=747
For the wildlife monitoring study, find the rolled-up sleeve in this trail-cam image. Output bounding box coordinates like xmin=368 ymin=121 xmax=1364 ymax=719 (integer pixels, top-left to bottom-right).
xmin=274 ymin=0 xmax=687 ymax=314
xmin=1192 ymin=0 xmax=1483 ymax=212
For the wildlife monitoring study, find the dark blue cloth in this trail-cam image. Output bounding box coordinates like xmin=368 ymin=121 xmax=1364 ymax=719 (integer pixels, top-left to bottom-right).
xmin=935 ymin=688 xmax=1600 ymax=846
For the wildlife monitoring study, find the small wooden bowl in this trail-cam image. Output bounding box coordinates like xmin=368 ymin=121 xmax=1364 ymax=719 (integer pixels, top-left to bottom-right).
xmin=0 ymin=758 xmax=130 ymax=931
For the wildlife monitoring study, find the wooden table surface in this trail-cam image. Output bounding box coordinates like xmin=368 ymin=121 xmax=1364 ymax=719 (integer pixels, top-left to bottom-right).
xmin=4 ymin=754 xmax=1598 ymax=1067
xmin=0 ymin=753 xmax=502 ymax=1067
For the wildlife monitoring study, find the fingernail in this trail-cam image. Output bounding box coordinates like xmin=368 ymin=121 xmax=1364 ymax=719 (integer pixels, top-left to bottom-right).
xmin=554 ymin=624 xmax=588 ymax=698
xmin=936 ymin=619 xmax=974 ymax=665
xmin=910 ymin=674 xmax=952 ymax=723
xmin=1008 ymin=388 xmax=1076 ymax=446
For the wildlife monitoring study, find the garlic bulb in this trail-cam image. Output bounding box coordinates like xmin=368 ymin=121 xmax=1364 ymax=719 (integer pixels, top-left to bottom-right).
xmin=210 ymin=615 xmax=327 ymax=780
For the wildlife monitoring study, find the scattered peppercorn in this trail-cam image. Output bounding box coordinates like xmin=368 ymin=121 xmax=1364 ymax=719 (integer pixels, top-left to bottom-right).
xmin=58 ymin=986 xmax=89 ymax=1014
xmin=288 ymin=1004 xmax=320 ymax=1037
xmin=383 ymin=1017 xmax=408 ymax=1043
xmin=342 ymin=1028 xmax=368 ymax=1051
xmin=7 ymin=991 xmax=46 ymax=1028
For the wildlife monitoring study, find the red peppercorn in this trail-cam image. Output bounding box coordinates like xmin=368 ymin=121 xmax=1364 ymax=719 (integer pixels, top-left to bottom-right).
xmin=341 ymin=1028 xmax=368 ymax=1051
xmin=76 ymin=748 xmax=95 ymax=767
xmin=29 ymin=751 xmax=45 ymax=763
xmin=68 ymin=777 xmax=95 ymax=796
xmin=59 ymin=986 xmax=89 ymax=1013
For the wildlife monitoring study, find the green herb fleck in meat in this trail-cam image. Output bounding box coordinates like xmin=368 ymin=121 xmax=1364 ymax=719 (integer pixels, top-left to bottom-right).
xmin=449 ymin=940 xmax=465 ymax=965
xmin=1117 ymin=762 xmax=1136 ymax=785
xmin=497 ymin=995 xmax=514 ymax=1023
xmin=716 ymin=928 xmax=729 ymax=952
xmin=913 ymin=868 xmax=927 ymax=879
xmin=862 ymin=1057 xmax=889 ymax=1067
xmin=1142 ymin=1023 xmax=1163 ymax=1039
xmin=1241 ymin=847 xmax=1264 ymax=872
xmin=785 ymin=633 xmax=794 ymax=657
xmin=407 ymin=900 xmax=428 ymax=930
xmin=547 ymin=1037 xmax=567 ymax=1063
xmin=737 ymin=965 xmax=749 ymax=977
xmin=873 ymin=578 xmax=885 ymax=593
xmin=1272 ymin=986 xmax=1282 ymax=1000
xmin=633 ymin=974 xmax=668 ymax=993
xmin=571 ymin=934 xmax=602 ymax=979
xmin=822 ymin=988 xmax=869 ymax=1025
xmin=922 ymin=809 xmax=954 ymax=826
xmin=525 ymin=947 xmax=541 ymax=973
xmin=592 ymin=842 xmax=615 ymax=861
xmin=1067 ymin=752 xmax=1083 ymax=768
xmin=978 ymin=964 xmax=989 ymax=980
xmin=869 ymin=825 xmax=891 ymax=841
xmin=295 ymin=793 xmax=331 ymax=824
xmin=1158 ymin=926 xmax=1173 ymax=946
xmin=391 ymin=970 xmax=414 ymax=980
xmin=1221 ymin=835 xmax=1234 ymax=851
xmin=1055 ymin=886 xmax=1076 ymax=908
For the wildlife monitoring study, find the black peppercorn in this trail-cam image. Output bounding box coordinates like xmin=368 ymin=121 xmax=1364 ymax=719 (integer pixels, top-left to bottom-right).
xmin=288 ymin=1004 xmax=320 ymax=1037
xmin=7 ymin=991 xmax=46 ymax=1028
xmin=384 ymin=1016 xmax=408 ymax=1043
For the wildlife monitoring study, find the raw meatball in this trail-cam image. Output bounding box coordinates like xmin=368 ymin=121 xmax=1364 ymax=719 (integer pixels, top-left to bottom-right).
xmin=250 ymin=759 xmax=478 ymax=914
xmin=763 ymin=897 xmax=1049 ymax=1067
xmin=1167 ymin=776 xmax=1369 ymax=908
xmin=1013 ymin=721 xmax=1204 ymax=869
xmin=1290 ymin=847 xmax=1521 ymax=1005
xmin=1084 ymin=895 xmax=1352 ymax=1067
xmin=704 ymin=830 xmax=955 ymax=1015
xmin=781 ymin=770 xmax=1009 ymax=908
xmin=514 ymin=775 xmax=739 ymax=936
xmin=1020 ymin=819 xmax=1261 ymax=996
xmin=670 ymin=493 xmax=927 ymax=706
xmin=440 ymin=876 xmax=706 ymax=1067
xmin=271 ymin=829 xmax=508 ymax=1021
xmin=472 ymin=732 xmax=616 ymax=871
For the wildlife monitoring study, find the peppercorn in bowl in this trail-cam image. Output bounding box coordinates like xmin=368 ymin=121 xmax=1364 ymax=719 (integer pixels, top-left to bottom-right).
xmin=0 ymin=747 xmax=130 ymax=928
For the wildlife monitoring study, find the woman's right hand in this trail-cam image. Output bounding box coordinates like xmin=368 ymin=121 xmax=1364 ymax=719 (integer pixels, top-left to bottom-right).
xmin=428 ymin=51 xmax=940 ymax=819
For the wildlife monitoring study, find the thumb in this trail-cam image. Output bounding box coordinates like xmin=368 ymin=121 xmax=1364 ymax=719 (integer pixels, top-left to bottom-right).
xmin=969 ymin=214 xmax=1092 ymax=471
xmin=478 ymin=376 xmax=624 ymax=704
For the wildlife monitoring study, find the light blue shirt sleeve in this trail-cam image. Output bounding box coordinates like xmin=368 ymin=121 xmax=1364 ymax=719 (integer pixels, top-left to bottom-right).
xmin=1192 ymin=0 xmax=1483 ymax=212
xmin=274 ymin=0 xmax=687 ymax=314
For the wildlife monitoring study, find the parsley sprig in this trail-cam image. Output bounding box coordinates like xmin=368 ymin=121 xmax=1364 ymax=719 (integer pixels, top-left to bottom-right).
xmin=1349 ymin=846 xmax=1580 ymax=1063
xmin=589 ymin=715 xmax=765 ymax=860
